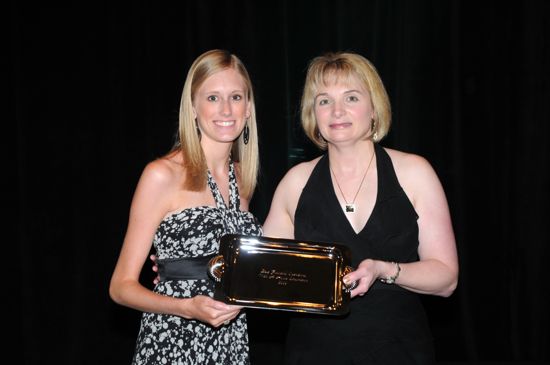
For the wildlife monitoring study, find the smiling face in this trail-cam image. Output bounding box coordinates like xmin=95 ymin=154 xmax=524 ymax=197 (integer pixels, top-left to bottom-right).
xmin=313 ymin=76 xmax=375 ymax=147
xmin=193 ymin=67 xmax=251 ymax=145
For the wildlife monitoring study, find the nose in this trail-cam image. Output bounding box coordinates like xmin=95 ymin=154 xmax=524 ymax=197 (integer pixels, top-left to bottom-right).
xmin=332 ymin=99 xmax=344 ymax=117
xmin=221 ymin=99 xmax=232 ymax=116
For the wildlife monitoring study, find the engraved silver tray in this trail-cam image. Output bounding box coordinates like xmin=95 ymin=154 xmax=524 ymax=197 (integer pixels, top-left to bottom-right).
xmin=208 ymin=234 xmax=355 ymax=315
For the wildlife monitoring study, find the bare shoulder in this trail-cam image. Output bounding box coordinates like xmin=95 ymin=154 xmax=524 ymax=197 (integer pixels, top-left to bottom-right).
xmin=279 ymin=156 xmax=322 ymax=189
xmin=135 ymin=153 xmax=186 ymax=201
xmin=263 ymin=156 xmax=323 ymax=238
xmin=141 ymin=158 xmax=179 ymax=186
xmin=385 ymin=147 xmax=433 ymax=176
xmin=274 ymin=155 xmax=322 ymax=211
xmin=384 ymin=147 xmax=443 ymax=203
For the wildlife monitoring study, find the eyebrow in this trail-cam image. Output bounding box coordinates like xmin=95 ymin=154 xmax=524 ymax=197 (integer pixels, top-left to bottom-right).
xmin=201 ymin=87 xmax=246 ymax=94
xmin=314 ymin=89 xmax=362 ymax=99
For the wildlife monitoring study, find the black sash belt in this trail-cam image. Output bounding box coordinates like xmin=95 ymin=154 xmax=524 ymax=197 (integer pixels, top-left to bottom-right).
xmin=157 ymin=255 xmax=215 ymax=281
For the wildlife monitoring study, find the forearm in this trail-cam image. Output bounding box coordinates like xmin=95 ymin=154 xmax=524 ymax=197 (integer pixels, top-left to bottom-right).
xmin=109 ymin=279 xmax=194 ymax=319
xmin=387 ymin=259 xmax=458 ymax=297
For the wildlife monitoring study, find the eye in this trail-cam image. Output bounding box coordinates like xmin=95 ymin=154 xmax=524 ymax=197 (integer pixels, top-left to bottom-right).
xmin=346 ymin=95 xmax=359 ymax=102
xmin=231 ymin=94 xmax=243 ymax=101
xmin=207 ymin=95 xmax=219 ymax=102
xmin=318 ymin=98 xmax=330 ymax=106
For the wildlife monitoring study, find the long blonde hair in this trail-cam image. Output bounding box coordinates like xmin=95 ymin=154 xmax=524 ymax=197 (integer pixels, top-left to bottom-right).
xmin=174 ymin=49 xmax=259 ymax=199
xmin=301 ymin=52 xmax=392 ymax=149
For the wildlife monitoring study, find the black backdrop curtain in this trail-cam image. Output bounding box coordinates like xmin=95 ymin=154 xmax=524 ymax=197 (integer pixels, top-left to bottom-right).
xmin=11 ymin=1 xmax=549 ymax=364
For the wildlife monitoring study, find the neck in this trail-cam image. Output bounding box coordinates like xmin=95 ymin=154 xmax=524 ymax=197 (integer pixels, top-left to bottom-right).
xmin=201 ymin=140 xmax=233 ymax=175
xmin=327 ymin=140 xmax=375 ymax=175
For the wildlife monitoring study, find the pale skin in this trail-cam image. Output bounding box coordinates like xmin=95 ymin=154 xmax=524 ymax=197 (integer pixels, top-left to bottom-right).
xmin=262 ymin=78 xmax=459 ymax=298
xmin=150 ymin=79 xmax=458 ymax=299
xmin=109 ymin=68 xmax=252 ymax=327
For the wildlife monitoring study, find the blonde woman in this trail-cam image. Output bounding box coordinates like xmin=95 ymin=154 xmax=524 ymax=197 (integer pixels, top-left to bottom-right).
xmin=110 ymin=49 xmax=261 ymax=365
xmin=263 ymin=52 xmax=458 ymax=364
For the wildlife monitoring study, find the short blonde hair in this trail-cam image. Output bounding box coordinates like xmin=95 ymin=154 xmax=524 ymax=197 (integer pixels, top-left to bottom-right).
xmin=301 ymin=52 xmax=392 ymax=149
xmin=176 ymin=49 xmax=259 ymax=198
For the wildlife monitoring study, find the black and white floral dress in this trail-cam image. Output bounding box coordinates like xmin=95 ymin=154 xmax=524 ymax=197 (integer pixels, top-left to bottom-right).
xmin=132 ymin=161 xmax=262 ymax=365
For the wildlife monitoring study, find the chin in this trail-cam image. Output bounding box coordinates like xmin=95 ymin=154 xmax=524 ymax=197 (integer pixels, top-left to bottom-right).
xmin=218 ymin=136 xmax=241 ymax=144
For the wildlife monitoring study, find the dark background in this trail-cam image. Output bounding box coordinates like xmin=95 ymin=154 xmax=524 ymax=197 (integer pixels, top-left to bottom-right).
xmin=11 ymin=1 xmax=549 ymax=364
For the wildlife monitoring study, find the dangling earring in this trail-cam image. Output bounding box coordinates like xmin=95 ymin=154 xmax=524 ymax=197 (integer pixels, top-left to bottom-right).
xmin=243 ymin=122 xmax=249 ymax=145
xmin=371 ymin=119 xmax=378 ymax=142
xmin=317 ymin=129 xmax=325 ymax=142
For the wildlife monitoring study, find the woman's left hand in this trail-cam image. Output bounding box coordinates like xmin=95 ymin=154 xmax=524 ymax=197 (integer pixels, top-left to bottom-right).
xmin=343 ymin=259 xmax=380 ymax=298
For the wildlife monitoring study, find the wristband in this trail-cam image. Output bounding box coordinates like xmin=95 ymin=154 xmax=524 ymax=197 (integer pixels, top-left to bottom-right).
xmin=379 ymin=262 xmax=401 ymax=284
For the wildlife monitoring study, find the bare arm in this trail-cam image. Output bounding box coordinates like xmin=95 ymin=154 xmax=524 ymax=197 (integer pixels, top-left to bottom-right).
xmin=396 ymin=153 xmax=458 ymax=296
xmin=261 ymin=178 xmax=295 ymax=239
xmin=346 ymin=152 xmax=458 ymax=298
xmin=262 ymin=160 xmax=317 ymax=238
xmin=109 ymin=161 xmax=240 ymax=327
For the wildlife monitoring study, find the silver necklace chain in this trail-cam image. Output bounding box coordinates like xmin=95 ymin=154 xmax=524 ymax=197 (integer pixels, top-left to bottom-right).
xmin=329 ymin=150 xmax=375 ymax=213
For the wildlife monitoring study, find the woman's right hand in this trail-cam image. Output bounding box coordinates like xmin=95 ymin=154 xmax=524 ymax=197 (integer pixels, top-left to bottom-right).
xmin=151 ymin=255 xmax=241 ymax=327
xmin=183 ymin=295 xmax=242 ymax=327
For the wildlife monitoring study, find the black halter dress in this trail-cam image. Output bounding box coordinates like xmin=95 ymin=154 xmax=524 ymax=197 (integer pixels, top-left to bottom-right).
xmin=284 ymin=144 xmax=435 ymax=365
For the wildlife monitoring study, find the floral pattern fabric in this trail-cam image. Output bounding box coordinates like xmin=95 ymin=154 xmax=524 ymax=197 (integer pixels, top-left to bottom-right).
xmin=132 ymin=161 xmax=262 ymax=365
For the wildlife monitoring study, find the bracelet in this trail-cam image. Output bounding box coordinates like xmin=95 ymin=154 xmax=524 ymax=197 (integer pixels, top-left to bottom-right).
xmin=379 ymin=262 xmax=401 ymax=284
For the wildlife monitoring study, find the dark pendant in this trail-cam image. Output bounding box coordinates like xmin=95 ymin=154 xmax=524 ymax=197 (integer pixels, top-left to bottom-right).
xmin=345 ymin=204 xmax=355 ymax=213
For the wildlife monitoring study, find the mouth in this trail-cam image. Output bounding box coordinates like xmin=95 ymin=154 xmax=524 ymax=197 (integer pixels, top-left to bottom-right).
xmin=329 ymin=122 xmax=352 ymax=129
xmin=214 ymin=120 xmax=236 ymax=127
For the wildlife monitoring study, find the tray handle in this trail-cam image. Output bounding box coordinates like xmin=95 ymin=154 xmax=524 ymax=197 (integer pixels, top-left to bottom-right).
xmin=208 ymin=255 xmax=225 ymax=282
xmin=342 ymin=265 xmax=358 ymax=293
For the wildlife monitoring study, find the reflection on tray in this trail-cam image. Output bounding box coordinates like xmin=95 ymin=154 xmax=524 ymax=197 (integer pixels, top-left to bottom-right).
xmin=208 ymin=234 xmax=355 ymax=315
